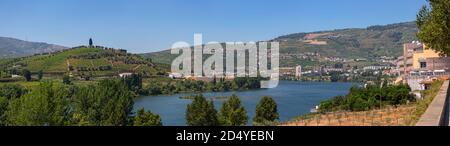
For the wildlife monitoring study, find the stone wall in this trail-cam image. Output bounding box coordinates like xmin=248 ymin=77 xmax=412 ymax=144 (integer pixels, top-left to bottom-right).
xmin=416 ymin=80 xmax=449 ymax=126
xmin=426 ymin=57 xmax=450 ymax=71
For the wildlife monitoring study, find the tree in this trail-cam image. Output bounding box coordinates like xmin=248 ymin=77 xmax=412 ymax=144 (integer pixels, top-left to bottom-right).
xmin=0 ymin=96 xmax=8 ymax=125
xmin=22 ymin=69 xmax=31 ymax=81
xmin=334 ymin=63 xmax=344 ymax=69
xmin=416 ymin=0 xmax=450 ymax=56
xmin=71 ymin=79 xmax=135 ymax=126
xmin=63 ymin=75 xmax=71 ymax=85
xmin=330 ymin=72 xmax=340 ymax=82
xmin=94 ymin=79 xmax=135 ymax=126
xmin=133 ymin=108 xmax=162 ymax=126
xmin=123 ymin=74 xmax=142 ymax=93
xmin=0 ymin=84 xmax=27 ymax=99
xmin=89 ymin=38 xmax=93 ymax=47
xmin=185 ymin=94 xmax=219 ymax=126
xmin=0 ymin=85 xmax=23 ymax=125
xmin=218 ymin=94 xmax=248 ymax=126
xmin=37 ymin=70 xmax=43 ymax=80
xmin=5 ymin=82 xmax=70 ymax=126
xmin=147 ymin=82 xmax=162 ymax=95
xmin=253 ymin=96 xmax=279 ymax=125
xmin=1 ymin=78 xmax=139 ymax=126
xmin=318 ymin=84 xmax=415 ymax=112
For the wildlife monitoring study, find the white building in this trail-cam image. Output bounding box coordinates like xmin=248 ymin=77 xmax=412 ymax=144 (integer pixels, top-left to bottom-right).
xmin=11 ymin=75 xmax=21 ymax=78
xmin=363 ymin=66 xmax=392 ymax=71
xmin=168 ymin=72 xmax=183 ymax=79
xmin=119 ymin=73 xmax=133 ymax=78
xmin=295 ymin=65 xmax=302 ymax=79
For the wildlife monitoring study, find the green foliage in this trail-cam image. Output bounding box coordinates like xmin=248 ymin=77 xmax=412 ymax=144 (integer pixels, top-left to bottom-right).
xmin=0 ymin=96 xmax=7 ymax=125
xmin=218 ymin=94 xmax=248 ymax=126
xmin=22 ymin=69 xmax=31 ymax=81
xmin=71 ymin=79 xmax=135 ymax=126
xmin=329 ymin=71 xmax=343 ymax=82
xmin=133 ymin=108 xmax=162 ymax=126
xmin=0 ymin=85 xmax=27 ymax=125
xmin=143 ymin=77 xmax=263 ymax=96
xmin=89 ymin=38 xmax=93 ymax=46
xmin=417 ymin=5 xmax=430 ymax=29
xmin=5 ymin=82 xmax=70 ymax=126
xmin=37 ymin=70 xmax=43 ymax=80
xmin=318 ymin=96 xmax=346 ymax=112
xmin=0 ymin=47 xmax=163 ymax=78
xmin=253 ymin=96 xmax=279 ymax=125
xmin=417 ymin=0 xmax=450 ymax=56
xmin=123 ymin=74 xmax=143 ymax=93
xmin=319 ymin=84 xmax=415 ymax=112
xmin=185 ymin=94 xmax=219 ymax=126
xmin=0 ymin=77 xmax=164 ymax=126
xmin=62 ymin=75 xmax=71 ymax=85
xmin=0 ymin=84 xmax=27 ymax=99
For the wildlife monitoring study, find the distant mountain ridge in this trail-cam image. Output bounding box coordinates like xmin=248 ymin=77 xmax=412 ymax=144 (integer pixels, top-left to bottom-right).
xmin=0 ymin=37 xmax=68 ymax=58
xmin=143 ymin=21 xmax=419 ymax=67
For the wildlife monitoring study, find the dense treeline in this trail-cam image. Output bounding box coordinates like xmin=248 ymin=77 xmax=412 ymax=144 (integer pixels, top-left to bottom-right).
xmin=0 ymin=78 xmax=161 ymax=126
xmin=319 ymin=84 xmax=415 ymax=112
xmin=0 ymin=73 xmax=274 ymax=126
xmin=143 ymin=77 xmax=263 ymax=95
xmin=71 ymin=65 xmax=113 ymax=72
xmin=185 ymin=94 xmax=279 ymax=126
xmin=1 ymin=82 xmax=279 ymax=126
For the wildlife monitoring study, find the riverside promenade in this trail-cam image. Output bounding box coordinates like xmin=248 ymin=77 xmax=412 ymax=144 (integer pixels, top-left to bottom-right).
xmin=416 ymin=80 xmax=450 ymax=126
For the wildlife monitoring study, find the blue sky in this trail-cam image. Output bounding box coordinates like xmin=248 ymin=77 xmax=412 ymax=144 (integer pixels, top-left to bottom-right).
xmin=0 ymin=0 xmax=427 ymax=53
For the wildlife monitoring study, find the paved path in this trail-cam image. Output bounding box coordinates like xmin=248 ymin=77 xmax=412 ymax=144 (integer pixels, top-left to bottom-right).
xmin=416 ymin=80 xmax=449 ymax=126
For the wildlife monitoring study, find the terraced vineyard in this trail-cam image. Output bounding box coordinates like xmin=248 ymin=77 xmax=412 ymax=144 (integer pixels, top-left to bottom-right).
xmin=0 ymin=46 xmax=167 ymax=79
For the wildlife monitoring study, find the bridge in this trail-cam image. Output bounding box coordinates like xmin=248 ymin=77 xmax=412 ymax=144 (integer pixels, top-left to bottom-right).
xmin=416 ymin=80 xmax=450 ymax=126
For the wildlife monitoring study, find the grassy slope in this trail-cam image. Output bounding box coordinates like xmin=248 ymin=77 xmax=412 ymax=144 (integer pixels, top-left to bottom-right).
xmin=20 ymin=48 xmax=102 ymax=72
xmin=1 ymin=47 xmax=162 ymax=76
xmin=142 ymin=50 xmax=177 ymax=65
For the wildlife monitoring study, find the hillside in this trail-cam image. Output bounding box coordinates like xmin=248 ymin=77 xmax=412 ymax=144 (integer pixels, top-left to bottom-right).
xmin=275 ymin=22 xmax=418 ymax=58
xmin=143 ymin=21 xmax=418 ymax=67
xmin=0 ymin=46 xmax=166 ymax=79
xmin=0 ymin=37 xmax=68 ymax=58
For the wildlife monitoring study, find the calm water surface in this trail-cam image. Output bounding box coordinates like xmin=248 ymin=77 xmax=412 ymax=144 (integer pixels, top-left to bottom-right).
xmin=133 ymin=81 xmax=357 ymax=126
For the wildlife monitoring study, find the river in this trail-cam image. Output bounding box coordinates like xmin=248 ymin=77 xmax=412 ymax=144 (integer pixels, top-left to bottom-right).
xmin=133 ymin=81 xmax=357 ymax=126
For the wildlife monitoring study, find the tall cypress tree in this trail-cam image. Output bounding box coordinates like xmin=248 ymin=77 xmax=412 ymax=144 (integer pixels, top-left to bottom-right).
xmin=89 ymin=38 xmax=93 ymax=47
xmin=253 ymin=96 xmax=279 ymax=125
xmin=218 ymin=94 xmax=248 ymax=126
xmin=185 ymin=94 xmax=219 ymax=126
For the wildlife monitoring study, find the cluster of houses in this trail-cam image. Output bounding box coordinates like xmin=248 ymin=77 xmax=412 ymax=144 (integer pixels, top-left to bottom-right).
xmin=393 ymin=41 xmax=450 ymax=91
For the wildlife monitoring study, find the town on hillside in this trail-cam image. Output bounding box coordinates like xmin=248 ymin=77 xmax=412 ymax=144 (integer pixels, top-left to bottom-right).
xmin=279 ymin=40 xmax=450 ymax=93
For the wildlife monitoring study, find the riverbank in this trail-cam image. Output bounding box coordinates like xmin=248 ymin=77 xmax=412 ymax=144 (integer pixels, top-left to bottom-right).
xmin=282 ymin=80 xmax=444 ymax=126
xmin=134 ymin=81 xmax=355 ymax=125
